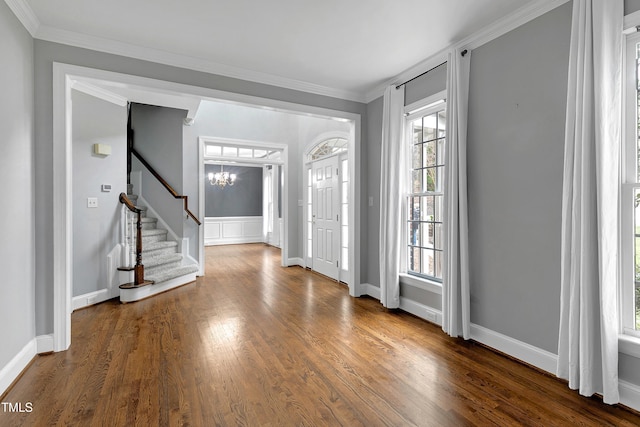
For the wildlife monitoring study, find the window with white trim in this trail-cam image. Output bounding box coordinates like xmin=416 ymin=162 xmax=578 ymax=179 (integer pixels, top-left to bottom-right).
xmin=307 ymin=137 xmax=348 ymax=161
xmin=405 ymin=98 xmax=446 ymax=281
xmin=623 ymin=33 xmax=640 ymax=334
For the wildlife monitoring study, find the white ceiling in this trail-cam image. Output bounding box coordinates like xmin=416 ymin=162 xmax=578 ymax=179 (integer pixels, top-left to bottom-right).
xmin=19 ymin=0 xmax=535 ymax=102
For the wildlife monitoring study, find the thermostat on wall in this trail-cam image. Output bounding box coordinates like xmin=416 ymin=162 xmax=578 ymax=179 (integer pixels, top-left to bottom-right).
xmin=101 ymin=184 xmax=112 ymax=192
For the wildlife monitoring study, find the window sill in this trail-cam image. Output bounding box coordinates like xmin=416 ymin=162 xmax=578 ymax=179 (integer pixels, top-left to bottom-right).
xmin=399 ymin=273 xmax=442 ymax=295
xmin=619 ymin=334 xmax=640 ymax=359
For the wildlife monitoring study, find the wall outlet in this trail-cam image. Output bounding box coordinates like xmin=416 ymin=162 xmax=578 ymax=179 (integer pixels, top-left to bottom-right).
xmin=87 ymin=197 xmax=98 ymax=208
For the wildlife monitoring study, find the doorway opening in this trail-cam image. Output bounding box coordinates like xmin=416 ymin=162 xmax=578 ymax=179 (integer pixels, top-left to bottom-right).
xmin=52 ymin=63 xmax=361 ymax=351
xmin=199 ymin=138 xmax=286 ymax=264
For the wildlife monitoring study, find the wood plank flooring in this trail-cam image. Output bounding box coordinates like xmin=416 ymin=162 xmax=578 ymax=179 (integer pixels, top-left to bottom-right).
xmin=2 ymin=243 xmax=640 ymax=426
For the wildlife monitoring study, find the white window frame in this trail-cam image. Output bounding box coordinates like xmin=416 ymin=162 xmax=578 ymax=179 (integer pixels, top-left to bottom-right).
xmin=400 ymin=90 xmax=447 ymax=290
xmin=620 ymin=26 xmax=640 ymax=356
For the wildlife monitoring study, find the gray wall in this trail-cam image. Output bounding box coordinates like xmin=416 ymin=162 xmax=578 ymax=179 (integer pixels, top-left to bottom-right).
xmin=404 ymin=63 xmax=448 ymax=106
xmin=626 ymin=0 xmax=640 ymax=14
xmin=0 ymin=1 xmax=35 ymax=370
xmin=34 ymin=41 xmax=365 ymax=335
xmin=365 ymin=96 xmax=383 ymax=287
xmin=467 ymin=1 xmax=571 ymax=354
xmin=130 ymin=103 xmax=186 ymax=237
xmin=205 ymin=165 xmax=263 ymax=217
xmin=71 ymin=90 xmax=127 ymax=297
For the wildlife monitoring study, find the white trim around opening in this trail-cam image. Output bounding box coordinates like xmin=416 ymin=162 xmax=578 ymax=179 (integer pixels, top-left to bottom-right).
xmin=52 ymin=62 xmax=362 ymax=351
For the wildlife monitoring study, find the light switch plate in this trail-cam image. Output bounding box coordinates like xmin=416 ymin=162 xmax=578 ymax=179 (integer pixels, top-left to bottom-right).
xmin=87 ymin=197 xmax=98 ymax=208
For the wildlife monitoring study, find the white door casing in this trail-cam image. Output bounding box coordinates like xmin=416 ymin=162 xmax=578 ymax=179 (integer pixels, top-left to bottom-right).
xmin=312 ymin=156 xmax=340 ymax=280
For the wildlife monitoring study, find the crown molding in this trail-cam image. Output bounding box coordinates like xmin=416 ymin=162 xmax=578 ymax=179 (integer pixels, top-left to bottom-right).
xmin=364 ymin=0 xmax=571 ymax=103
xmin=10 ymin=0 xmax=570 ymax=106
xmin=34 ymin=24 xmax=366 ymax=104
xmin=71 ymin=80 xmax=128 ymax=107
xmin=4 ymin=0 xmax=39 ymax=36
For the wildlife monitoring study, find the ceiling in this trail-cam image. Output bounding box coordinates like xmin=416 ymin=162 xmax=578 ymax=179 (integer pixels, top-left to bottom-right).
xmin=19 ymin=0 xmax=535 ymax=102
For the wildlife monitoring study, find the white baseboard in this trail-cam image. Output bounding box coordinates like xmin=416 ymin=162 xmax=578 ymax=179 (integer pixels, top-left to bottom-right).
xmin=620 ymin=380 xmax=640 ymax=412
xmin=360 ymin=286 xmax=559 ymax=382
xmin=469 ymin=323 xmax=558 ymax=375
xmin=286 ymin=257 xmax=305 ymax=267
xmin=0 ymin=339 xmax=37 ymax=396
xmin=72 ymin=288 xmax=115 ymax=311
xmin=399 ymin=298 xmax=442 ymax=326
xmin=362 ymin=283 xmax=380 ymax=300
xmin=36 ymin=335 xmax=54 ymax=354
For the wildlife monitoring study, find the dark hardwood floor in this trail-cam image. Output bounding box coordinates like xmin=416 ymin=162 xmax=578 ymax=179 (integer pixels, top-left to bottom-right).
xmin=2 ymin=243 xmax=640 ymax=426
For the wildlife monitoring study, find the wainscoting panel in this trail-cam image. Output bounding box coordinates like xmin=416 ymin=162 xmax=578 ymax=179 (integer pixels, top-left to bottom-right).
xmin=205 ymin=217 xmax=263 ymax=246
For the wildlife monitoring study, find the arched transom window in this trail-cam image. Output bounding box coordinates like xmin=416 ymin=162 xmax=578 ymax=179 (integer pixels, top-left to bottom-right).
xmin=307 ymin=137 xmax=348 ymax=161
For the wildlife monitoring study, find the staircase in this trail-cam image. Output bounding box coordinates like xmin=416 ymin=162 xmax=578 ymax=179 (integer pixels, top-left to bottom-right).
xmin=119 ymin=186 xmax=199 ymax=303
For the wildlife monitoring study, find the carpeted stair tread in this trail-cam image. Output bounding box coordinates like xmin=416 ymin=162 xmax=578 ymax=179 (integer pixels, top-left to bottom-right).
xmin=128 ymin=216 xmax=157 ymax=230
xmin=141 ymin=228 xmax=167 ymax=237
xmin=129 ymin=217 xmax=156 ymax=224
xmin=143 ymin=240 xmax=178 ymax=252
xmin=143 ymin=253 xmax=183 ymax=268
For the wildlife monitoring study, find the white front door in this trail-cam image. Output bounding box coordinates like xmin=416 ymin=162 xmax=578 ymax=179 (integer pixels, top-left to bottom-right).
xmin=312 ymin=156 xmax=340 ymax=280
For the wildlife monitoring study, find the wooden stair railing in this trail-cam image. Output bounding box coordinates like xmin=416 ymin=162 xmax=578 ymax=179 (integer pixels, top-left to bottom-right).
xmin=131 ymin=147 xmax=201 ymax=226
xmin=118 ymin=193 xmax=154 ymax=289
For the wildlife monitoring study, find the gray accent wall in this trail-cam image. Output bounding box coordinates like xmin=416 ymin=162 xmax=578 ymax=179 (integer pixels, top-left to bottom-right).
xmin=0 ymin=0 xmax=35 ymax=371
xmin=71 ymin=90 xmax=127 ymax=297
xmin=467 ymin=1 xmax=571 ymax=354
xmin=130 ymin=103 xmax=187 ymax=238
xmin=205 ymin=165 xmax=263 ymax=217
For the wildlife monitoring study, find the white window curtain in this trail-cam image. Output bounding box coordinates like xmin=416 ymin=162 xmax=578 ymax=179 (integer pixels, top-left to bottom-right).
xmin=379 ymin=85 xmax=405 ymax=308
xmin=442 ymin=48 xmax=471 ymax=339
xmin=556 ymin=0 xmax=622 ymax=404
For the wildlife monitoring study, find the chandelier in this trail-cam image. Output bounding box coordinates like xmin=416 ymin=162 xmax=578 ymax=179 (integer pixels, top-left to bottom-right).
xmin=208 ymin=165 xmax=236 ymax=188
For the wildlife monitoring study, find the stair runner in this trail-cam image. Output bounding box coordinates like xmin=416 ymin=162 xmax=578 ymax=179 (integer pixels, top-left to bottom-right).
xmin=126 ymin=192 xmax=199 ymax=286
